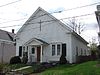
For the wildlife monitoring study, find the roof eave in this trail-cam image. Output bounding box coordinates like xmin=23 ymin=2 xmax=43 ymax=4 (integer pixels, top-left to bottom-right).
xmin=72 ymin=32 xmax=88 ymax=44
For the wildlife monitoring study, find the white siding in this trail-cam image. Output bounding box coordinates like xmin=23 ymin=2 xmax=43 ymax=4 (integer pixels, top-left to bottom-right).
xmin=71 ymin=34 xmax=88 ymax=63
xmin=0 ymin=41 xmax=16 ymax=63
xmin=16 ymin=8 xmax=88 ymax=63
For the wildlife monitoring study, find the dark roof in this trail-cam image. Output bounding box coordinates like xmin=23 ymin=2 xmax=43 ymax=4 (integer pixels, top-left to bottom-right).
xmin=24 ymin=38 xmax=48 ymax=46
xmin=0 ymin=29 xmax=15 ymax=41
xmin=35 ymin=38 xmax=48 ymax=45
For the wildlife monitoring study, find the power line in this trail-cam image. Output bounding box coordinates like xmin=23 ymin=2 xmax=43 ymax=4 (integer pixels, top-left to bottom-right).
xmin=0 ymin=24 xmax=22 ymax=28
xmin=18 ymin=21 xmax=56 ymax=33
xmin=62 ymin=1 xmax=100 ymax=12
xmin=51 ymin=1 xmax=100 ymax=14
xmin=12 ymin=1 xmax=99 ymax=22
xmin=0 ymin=13 xmax=94 ymax=28
xmin=0 ymin=18 xmax=27 ymax=24
xmin=0 ymin=12 xmax=94 ymax=25
xmin=22 ymin=1 xmax=98 ymax=22
xmin=0 ymin=1 xmax=98 ymax=24
xmin=0 ymin=0 xmax=22 ymax=8
xmin=27 ymin=13 xmax=94 ymax=25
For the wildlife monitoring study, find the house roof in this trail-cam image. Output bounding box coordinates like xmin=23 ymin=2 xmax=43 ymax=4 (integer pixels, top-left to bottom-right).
xmin=35 ymin=38 xmax=48 ymax=45
xmin=16 ymin=7 xmax=88 ymax=44
xmin=0 ymin=29 xmax=15 ymax=42
xmin=16 ymin=7 xmax=72 ymax=35
xmin=24 ymin=38 xmax=48 ymax=46
xmin=72 ymin=31 xmax=88 ymax=44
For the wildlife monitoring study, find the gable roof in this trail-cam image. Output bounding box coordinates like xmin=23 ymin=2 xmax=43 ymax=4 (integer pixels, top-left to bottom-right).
xmin=0 ymin=29 xmax=15 ymax=42
xmin=72 ymin=31 xmax=88 ymax=44
xmin=24 ymin=38 xmax=48 ymax=46
xmin=16 ymin=7 xmax=88 ymax=44
xmin=16 ymin=7 xmax=72 ymax=35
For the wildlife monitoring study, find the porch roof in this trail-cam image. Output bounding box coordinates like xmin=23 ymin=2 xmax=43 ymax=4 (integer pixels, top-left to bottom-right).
xmin=23 ymin=38 xmax=48 ymax=46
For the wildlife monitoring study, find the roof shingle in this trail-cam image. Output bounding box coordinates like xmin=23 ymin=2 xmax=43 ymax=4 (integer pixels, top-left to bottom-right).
xmin=0 ymin=29 xmax=15 ymax=41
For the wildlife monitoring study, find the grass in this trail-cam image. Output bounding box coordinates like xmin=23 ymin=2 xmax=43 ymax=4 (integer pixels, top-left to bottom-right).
xmin=0 ymin=63 xmax=33 ymax=74
xmin=8 ymin=64 xmax=27 ymax=69
xmin=18 ymin=66 xmax=33 ymax=74
xmin=8 ymin=64 xmax=33 ymax=74
xmin=1 ymin=61 xmax=100 ymax=75
xmin=40 ymin=61 xmax=100 ymax=75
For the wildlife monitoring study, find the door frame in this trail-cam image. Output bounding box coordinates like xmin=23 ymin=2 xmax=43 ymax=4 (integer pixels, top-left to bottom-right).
xmin=37 ymin=46 xmax=41 ymax=62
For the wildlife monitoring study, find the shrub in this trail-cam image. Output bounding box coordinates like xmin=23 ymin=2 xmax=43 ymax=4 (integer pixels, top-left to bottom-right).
xmin=10 ymin=56 xmax=21 ymax=64
xmin=0 ymin=64 xmax=4 ymax=72
xmin=59 ymin=55 xmax=68 ymax=64
xmin=91 ymin=50 xmax=97 ymax=60
xmin=78 ymin=55 xmax=91 ymax=63
xmin=41 ymin=62 xmax=53 ymax=68
xmin=33 ymin=64 xmax=45 ymax=73
xmin=22 ymin=52 xmax=28 ymax=64
xmin=22 ymin=56 xmax=28 ymax=64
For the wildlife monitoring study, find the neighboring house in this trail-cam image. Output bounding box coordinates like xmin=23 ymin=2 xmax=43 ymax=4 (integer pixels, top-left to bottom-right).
xmin=95 ymin=5 xmax=100 ymax=44
xmin=0 ymin=29 xmax=16 ymax=63
xmin=16 ymin=7 xmax=90 ymax=63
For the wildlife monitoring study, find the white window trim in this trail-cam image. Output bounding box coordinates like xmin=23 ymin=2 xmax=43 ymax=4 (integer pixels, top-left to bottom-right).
xmin=51 ymin=43 xmax=62 ymax=56
xmin=52 ymin=44 xmax=56 ymax=56
xmin=57 ymin=44 xmax=61 ymax=56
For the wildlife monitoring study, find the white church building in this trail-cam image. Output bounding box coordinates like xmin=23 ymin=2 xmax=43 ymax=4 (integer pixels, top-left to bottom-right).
xmin=15 ymin=7 xmax=90 ymax=63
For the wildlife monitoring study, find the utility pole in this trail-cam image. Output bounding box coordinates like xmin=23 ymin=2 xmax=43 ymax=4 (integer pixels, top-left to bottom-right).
xmin=1 ymin=41 xmax=5 ymax=63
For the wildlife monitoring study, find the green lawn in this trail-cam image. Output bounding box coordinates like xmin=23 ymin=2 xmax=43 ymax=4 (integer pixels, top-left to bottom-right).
xmin=1 ymin=61 xmax=100 ymax=75
xmin=8 ymin=64 xmax=33 ymax=74
xmin=0 ymin=63 xmax=33 ymax=74
xmin=40 ymin=61 xmax=100 ymax=75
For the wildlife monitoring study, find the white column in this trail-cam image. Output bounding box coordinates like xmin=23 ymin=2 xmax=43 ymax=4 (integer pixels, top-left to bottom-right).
xmin=40 ymin=45 xmax=43 ymax=62
xmin=28 ymin=46 xmax=30 ymax=62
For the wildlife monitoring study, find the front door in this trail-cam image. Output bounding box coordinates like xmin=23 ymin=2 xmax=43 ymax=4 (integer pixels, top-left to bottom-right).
xmin=37 ymin=46 xmax=41 ymax=62
xmin=62 ymin=44 xmax=66 ymax=56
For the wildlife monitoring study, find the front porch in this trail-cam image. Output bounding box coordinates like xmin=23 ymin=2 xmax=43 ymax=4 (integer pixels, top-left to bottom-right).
xmin=22 ymin=38 xmax=48 ymax=63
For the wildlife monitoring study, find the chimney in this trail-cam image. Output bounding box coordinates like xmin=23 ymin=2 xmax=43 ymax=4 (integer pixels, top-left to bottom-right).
xmin=12 ymin=29 xmax=14 ymax=33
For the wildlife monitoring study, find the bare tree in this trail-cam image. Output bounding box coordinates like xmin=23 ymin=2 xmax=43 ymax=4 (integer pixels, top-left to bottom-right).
xmin=68 ymin=17 xmax=85 ymax=34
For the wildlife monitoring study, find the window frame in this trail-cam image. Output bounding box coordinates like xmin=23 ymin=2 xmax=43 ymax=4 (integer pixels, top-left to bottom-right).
xmin=57 ymin=44 xmax=61 ymax=55
xmin=81 ymin=48 xmax=83 ymax=55
xmin=19 ymin=46 xmax=22 ymax=57
xmin=31 ymin=47 xmax=35 ymax=54
xmin=52 ymin=45 xmax=56 ymax=56
xmin=76 ymin=46 xmax=78 ymax=56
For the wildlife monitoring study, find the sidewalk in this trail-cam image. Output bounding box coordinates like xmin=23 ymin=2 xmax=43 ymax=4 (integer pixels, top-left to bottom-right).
xmin=12 ymin=66 xmax=32 ymax=71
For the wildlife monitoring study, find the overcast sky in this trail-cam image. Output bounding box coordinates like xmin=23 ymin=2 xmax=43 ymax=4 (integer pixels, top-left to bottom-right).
xmin=0 ymin=0 xmax=99 ymax=43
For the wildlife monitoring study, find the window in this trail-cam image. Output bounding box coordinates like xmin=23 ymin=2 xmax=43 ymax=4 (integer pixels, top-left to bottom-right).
xmin=19 ymin=46 xmax=22 ymax=57
xmin=57 ymin=44 xmax=60 ymax=55
xmin=27 ymin=46 xmax=28 ymax=50
xmin=62 ymin=43 xmax=66 ymax=56
xmin=23 ymin=46 xmax=25 ymax=52
xmin=32 ymin=47 xmax=35 ymax=54
xmin=76 ymin=46 xmax=78 ymax=56
xmin=81 ymin=48 xmax=83 ymax=55
xmin=84 ymin=49 xmax=86 ymax=56
xmin=52 ymin=45 xmax=55 ymax=56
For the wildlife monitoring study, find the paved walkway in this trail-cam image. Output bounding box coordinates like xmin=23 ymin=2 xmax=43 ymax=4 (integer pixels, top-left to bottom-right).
xmin=11 ymin=66 xmax=32 ymax=71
